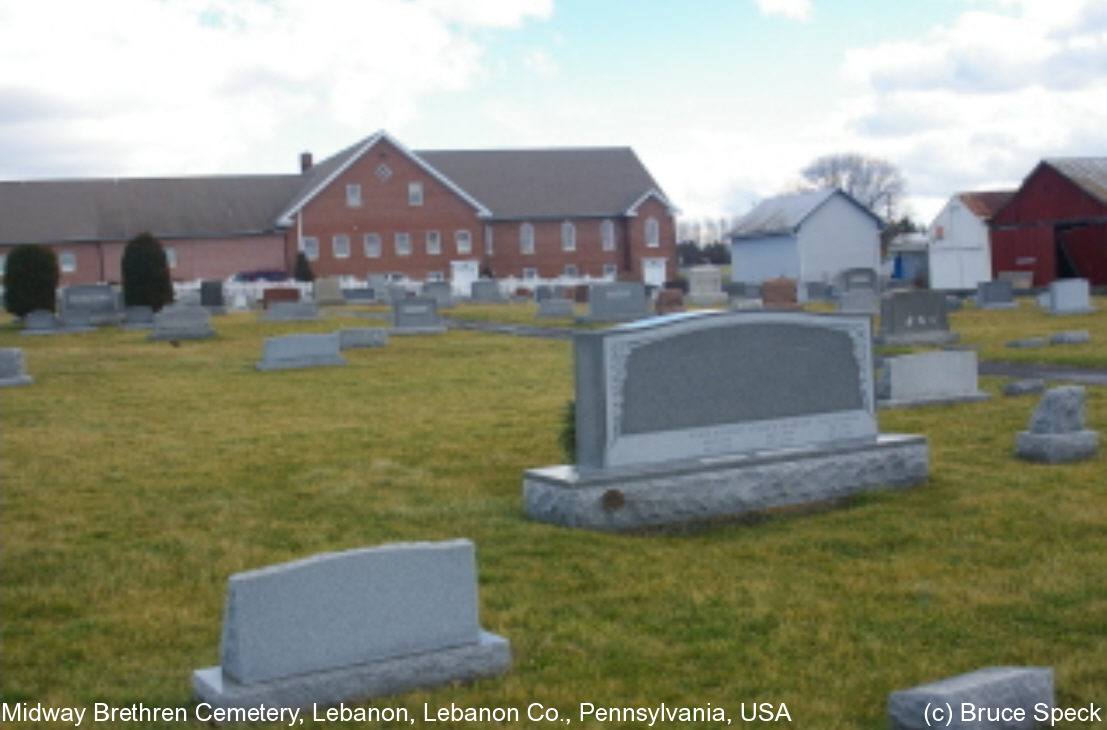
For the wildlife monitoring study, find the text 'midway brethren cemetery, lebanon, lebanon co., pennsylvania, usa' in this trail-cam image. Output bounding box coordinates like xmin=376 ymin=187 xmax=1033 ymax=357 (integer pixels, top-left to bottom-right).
xmin=523 ymin=310 xmax=929 ymax=531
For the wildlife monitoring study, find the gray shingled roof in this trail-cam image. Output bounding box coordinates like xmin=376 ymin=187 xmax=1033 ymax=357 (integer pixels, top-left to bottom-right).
xmin=731 ymin=189 xmax=836 ymax=239
xmin=419 ymin=146 xmax=668 ymax=219
xmin=1046 ymin=157 xmax=1107 ymax=206
xmin=0 ymin=132 xmax=672 ymax=244
xmin=0 ymin=175 xmax=301 ymax=243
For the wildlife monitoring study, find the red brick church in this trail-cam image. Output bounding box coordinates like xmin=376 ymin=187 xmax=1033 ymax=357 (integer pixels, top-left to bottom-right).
xmin=0 ymin=131 xmax=678 ymax=289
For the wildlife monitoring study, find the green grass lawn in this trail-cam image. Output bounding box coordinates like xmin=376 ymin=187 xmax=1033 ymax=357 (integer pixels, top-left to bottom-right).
xmin=1 ymin=307 xmax=1105 ymax=729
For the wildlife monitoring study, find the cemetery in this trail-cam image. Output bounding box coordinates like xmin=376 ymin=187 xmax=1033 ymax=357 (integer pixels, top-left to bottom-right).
xmin=1 ymin=291 xmax=1105 ymax=729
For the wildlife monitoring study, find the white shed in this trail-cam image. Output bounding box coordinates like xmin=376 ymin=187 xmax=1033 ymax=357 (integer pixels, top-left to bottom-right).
xmin=927 ymin=191 xmax=1013 ymax=290
xmin=729 ymin=188 xmax=882 ymax=287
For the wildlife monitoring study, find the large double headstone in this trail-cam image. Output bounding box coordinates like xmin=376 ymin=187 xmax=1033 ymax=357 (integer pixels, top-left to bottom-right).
xmin=391 ymin=297 xmax=446 ymax=335
xmin=193 ymin=540 xmax=511 ymax=712
xmin=62 ymin=284 xmax=122 ymax=325
xmin=524 ymin=310 xmax=929 ymax=530
xmin=576 ymin=282 xmax=651 ymax=323
xmin=537 ymin=298 xmax=575 ymax=319
xmin=878 ymin=290 xmax=958 ymax=346
xmin=1045 ymin=278 xmax=1095 ymax=315
xmin=876 ymin=350 xmax=989 ymax=408
xmin=149 ymin=305 xmax=216 ymax=341
xmin=256 ymin=333 xmax=346 ymax=371
xmin=0 ymin=348 xmax=33 ymax=387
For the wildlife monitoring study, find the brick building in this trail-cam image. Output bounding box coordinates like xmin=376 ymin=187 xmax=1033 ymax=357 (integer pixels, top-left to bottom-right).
xmin=0 ymin=130 xmax=678 ymax=290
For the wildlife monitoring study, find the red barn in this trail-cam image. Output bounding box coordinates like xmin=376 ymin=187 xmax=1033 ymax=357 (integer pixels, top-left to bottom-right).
xmin=990 ymin=158 xmax=1107 ymax=286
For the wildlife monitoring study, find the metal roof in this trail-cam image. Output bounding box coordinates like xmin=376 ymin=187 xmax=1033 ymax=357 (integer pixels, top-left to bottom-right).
xmin=957 ymin=190 xmax=1016 ymax=221
xmin=1045 ymin=157 xmax=1107 ymax=206
xmin=731 ymin=188 xmax=839 ymax=238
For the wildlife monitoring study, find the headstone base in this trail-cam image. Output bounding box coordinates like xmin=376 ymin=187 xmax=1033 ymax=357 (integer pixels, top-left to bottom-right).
xmin=685 ymin=293 xmax=728 ymax=307
xmin=1046 ymin=306 xmax=1096 ymax=316
xmin=193 ymin=631 xmax=510 ymax=712
xmin=876 ymin=331 xmax=959 ymax=347
xmin=878 ymin=392 xmax=990 ymax=410
xmin=978 ymin=302 xmax=1018 ymax=310
xmin=1015 ymin=430 xmax=1099 ymax=463
xmin=338 ymin=328 xmax=388 ymax=349
xmin=0 ymin=375 xmax=33 ymax=387
xmin=523 ymin=434 xmax=928 ymax=531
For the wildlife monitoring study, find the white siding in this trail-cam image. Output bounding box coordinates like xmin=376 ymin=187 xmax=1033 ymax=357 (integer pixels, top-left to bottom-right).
xmin=927 ymin=196 xmax=993 ymax=290
xmin=730 ymin=235 xmax=799 ymax=282
xmin=795 ymin=195 xmax=881 ymax=284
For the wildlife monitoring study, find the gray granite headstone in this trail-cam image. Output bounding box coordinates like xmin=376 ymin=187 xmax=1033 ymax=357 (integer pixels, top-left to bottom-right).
xmin=878 ymin=290 xmax=957 ymax=345
xmin=888 ymin=666 xmax=1053 ymax=730
xmin=256 ymin=333 xmax=346 ymax=371
xmin=1049 ymin=330 xmax=1090 ymax=345
xmin=62 ymin=284 xmax=122 ymax=325
xmin=342 ymin=287 xmax=376 ymax=303
xmin=0 ymin=348 xmax=33 ymax=387
xmin=470 ymin=279 xmax=504 ymax=303
xmin=1016 ymin=386 xmax=1099 ymax=463
xmin=578 ymin=282 xmax=651 ymax=323
xmin=192 ymin=540 xmax=510 ymax=710
xmin=685 ymin=265 xmax=727 ymax=306
xmin=805 ymin=281 xmax=834 ymax=302
xmin=977 ymin=280 xmax=1017 ymax=309
xmin=841 ymin=267 xmax=878 ymax=292
xmin=574 ymin=311 xmax=883 ymax=469
xmin=421 ymin=281 xmax=455 ymax=309
xmin=20 ymin=309 xmax=61 ymax=335
xmin=149 ymin=305 xmax=216 ymax=341
xmin=313 ymin=277 xmax=346 ymax=306
xmin=1046 ymin=278 xmax=1095 ymax=315
xmin=524 ymin=310 xmax=928 ymax=530
xmin=877 ymin=350 xmax=989 ymax=408
xmin=537 ymin=298 xmax=575 ymax=319
xmin=258 ymin=301 xmax=322 ymax=322
xmin=391 ymin=297 xmax=446 ymax=334
xmin=535 ymin=285 xmax=569 ymax=302
xmin=338 ymin=328 xmax=388 ymax=350
xmin=1006 ymin=337 xmax=1047 ymax=349
xmin=200 ymin=281 xmax=226 ymax=314
xmin=58 ymin=308 xmax=96 ymax=332
xmin=120 ymin=305 xmax=155 ymax=330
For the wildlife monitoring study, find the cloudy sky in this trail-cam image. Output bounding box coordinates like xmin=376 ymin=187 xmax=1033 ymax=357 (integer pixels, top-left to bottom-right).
xmin=2 ymin=0 xmax=1105 ymax=224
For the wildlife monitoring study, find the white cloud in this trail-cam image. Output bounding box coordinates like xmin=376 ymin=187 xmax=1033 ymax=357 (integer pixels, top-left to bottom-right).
xmin=835 ymin=0 xmax=1107 ymax=217
xmin=753 ymin=0 xmax=813 ymax=22
xmin=0 ymin=0 xmax=549 ymax=178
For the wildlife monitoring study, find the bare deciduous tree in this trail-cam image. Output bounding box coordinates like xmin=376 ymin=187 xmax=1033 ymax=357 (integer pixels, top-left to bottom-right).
xmin=799 ymin=152 xmax=906 ymax=221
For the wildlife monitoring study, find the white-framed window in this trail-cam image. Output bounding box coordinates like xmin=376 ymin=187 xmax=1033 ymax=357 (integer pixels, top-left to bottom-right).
xmin=346 ymin=184 xmax=362 ymax=208
xmin=645 ymin=217 xmax=660 ymax=248
xmin=332 ymin=235 xmax=350 ymax=259
xmin=425 ymin=230 xmax=442 ymax=256
xmin=364 ymin=233 xmax=382 ymax=258
xmin=484 ymin=225 xmax=494 ymax=255
xmin=522 ymin=267 xmax=538 ymax=280
xmin=165 ymin=247 xmax=177 ymax=269
xmin=408 ymin=181 xmax=423 ymax=206
xmin=302 ymin=237 xmax=319 ymax=261
xmin=520 ymin=222 xmax=535 ymax=255
xmin=59 ymin=252 xmax=77 ymax=272
xmin=563 ymin=264 xmax=578 ymax=278
xmin=603 ymin=263 xmax=618 ymax=278
xmin=455 ymin=229 xmax=472 ymax=255
xmin=561 ymin=221 xmax=576 ymax=252
xmin=427 ymin=271 xmax=445 ymax=282
xmin=601 ymin=219 xmax=616 ymax=251
xmin=395 ymin=232 xmax=412 ymax=257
